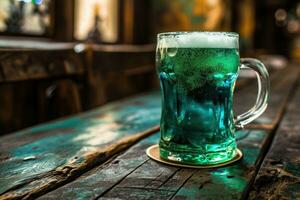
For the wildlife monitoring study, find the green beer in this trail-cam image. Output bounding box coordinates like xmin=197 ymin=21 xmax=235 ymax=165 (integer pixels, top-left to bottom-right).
xmin=157 ymin=32 xmax=240 ymax=165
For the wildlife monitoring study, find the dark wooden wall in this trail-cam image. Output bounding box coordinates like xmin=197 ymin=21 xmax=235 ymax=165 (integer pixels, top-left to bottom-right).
xmin=53 ymin=0 xmax=75 ymax=41
xmin=86 ymin=44 xmax=156 ymax=107
xmin=118 ymin=0 xmax=154 ymax=44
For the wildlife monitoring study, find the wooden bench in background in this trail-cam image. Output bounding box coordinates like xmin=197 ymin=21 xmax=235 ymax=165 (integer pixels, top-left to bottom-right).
xmin=0 ymin=40 xmax=84 ymax=134
xmin=0 ymin=40 xmax=156 ymax=134
xmin=78 ymin=43 xmax=156 ymax=109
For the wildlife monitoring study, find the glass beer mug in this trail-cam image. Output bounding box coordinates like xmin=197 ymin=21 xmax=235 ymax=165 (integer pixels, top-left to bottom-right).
xmin=156 ymin=32 xmax=269 ymax=165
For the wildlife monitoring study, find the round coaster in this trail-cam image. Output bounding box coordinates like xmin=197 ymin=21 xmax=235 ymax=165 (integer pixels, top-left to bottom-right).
xmin=146 ymin=144 xmax=243 ymax=169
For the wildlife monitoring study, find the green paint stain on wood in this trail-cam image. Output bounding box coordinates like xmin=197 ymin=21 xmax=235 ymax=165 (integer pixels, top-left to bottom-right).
xmin=172 ymin=130 xmax=269 ymax=200
xmin=0 ymin=92 xmax=161 ymax=195
xmin=42 ymin=129 xmax=270 ymax=200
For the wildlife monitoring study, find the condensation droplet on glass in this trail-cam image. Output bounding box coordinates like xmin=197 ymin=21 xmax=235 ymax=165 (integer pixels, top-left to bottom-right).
xmin=167 ymin=48 xmax=178 ymax=57
xmin=165 ymin=37 xmax=178 ymax=57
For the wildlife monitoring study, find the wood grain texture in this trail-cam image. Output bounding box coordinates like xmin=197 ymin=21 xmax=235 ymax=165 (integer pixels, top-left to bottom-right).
xmin=170 ymin=131 xmax=267 ymax=200
xmin=40 ymin=67 xmax=299 ymax=200
xmin=249 ymin=81 xmax=300 ymax=200
xmin=38 ymin=134 xmax=161 ymax=200
xmin=41 ymin=129 xmax=270 ymax=200
xmin=234 ymin=66 xmax=299 ymax=130
xmin=0 ymin=65 xmax=298 ymax=199
xmin=0 ymin=93 xmax=161 ymax=199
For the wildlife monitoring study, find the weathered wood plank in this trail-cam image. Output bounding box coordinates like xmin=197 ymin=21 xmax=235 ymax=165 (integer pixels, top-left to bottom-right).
xmin=38 ymin=134 xmax=161 ymax=200
xmin=0 ymin=93 xmax=161 ymax=199
xmin=0 ymin=65 xmax=298 ymax=199
xmin=234 ymin=66 xmax=299 ymax=130
xmin=112 ymin=130 xmax=270 ymax=200
xmin=40 ymin=129 xmax=269 ymax=200
xmin=248 ymin=81 xmax=300 ymax=200
xmin=170 ymin=133 xmax=267 ymax=200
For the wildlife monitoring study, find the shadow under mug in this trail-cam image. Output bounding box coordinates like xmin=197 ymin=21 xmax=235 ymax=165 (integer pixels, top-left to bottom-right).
xmin=156 ymin=32 xmax=270 ymax=165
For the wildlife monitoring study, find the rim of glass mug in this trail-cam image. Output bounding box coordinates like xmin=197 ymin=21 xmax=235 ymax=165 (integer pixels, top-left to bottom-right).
xmin=158 ymin=31 xmax=239 ymax=37
xmin=157 ymin=31 xmax=239 ymax=49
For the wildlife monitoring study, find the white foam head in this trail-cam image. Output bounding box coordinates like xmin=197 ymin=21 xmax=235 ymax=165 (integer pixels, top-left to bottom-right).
xmin=158 ymin=32 xmax=239 ymax=49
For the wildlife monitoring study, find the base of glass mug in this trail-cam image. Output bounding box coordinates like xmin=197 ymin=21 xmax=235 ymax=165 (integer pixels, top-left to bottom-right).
xmin=159 ymin=140 xmax=238 ymax=165
xmin=146 ymin=144 xmax=243 ymax=168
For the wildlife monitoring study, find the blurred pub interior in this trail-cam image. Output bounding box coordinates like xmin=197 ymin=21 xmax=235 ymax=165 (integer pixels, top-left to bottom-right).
xmin=0 ymin=0 xmax=299 ymax=134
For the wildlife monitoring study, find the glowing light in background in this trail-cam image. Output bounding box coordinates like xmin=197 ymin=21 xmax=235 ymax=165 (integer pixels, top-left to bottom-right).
xmin=297 ymin=3 xmax=300 ymax=17
xmin=0 ymin=0 xmax=51 ymax=34
xmin=74 ymin=0 xmax=118 ymax=42
xmin=288 ymin=20 xmax=300 ymax=33
xmin=275 ymin=8 xmax=287 ymax=27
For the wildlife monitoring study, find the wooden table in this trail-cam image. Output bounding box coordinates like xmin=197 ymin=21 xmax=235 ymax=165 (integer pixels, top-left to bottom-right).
xmin=0 ymin=64 xmax=299 ymax=200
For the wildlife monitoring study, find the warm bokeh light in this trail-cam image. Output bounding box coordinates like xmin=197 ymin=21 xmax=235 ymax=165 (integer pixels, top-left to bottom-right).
xmin=74 ymin=0 xmax=118 ymax=42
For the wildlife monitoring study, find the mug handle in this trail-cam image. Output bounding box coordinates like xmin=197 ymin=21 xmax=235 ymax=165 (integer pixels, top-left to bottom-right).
xmin=235 ymin=58 xmax=270 ymax=129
